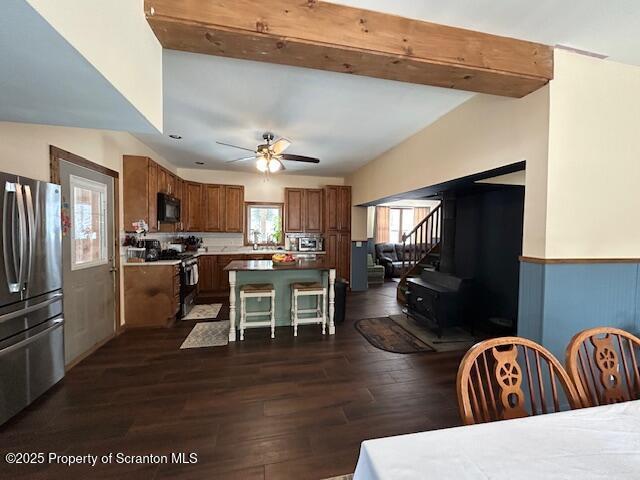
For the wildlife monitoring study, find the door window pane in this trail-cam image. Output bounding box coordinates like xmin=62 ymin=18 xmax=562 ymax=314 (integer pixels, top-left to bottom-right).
xmin=70 ymin=175 xmax=107 ymax=270
xmin=247 ymin=204 xmax=283 ymax=245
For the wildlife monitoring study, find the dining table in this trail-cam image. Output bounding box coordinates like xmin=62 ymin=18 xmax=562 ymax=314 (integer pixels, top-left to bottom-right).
xmin=354 ymin=400 xmax=640 ymax=479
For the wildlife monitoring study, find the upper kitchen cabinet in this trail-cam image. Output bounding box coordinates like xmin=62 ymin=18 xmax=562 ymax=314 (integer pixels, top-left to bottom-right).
xmin=285 ymin=188 xmax=304 ymax=232
xmin=224 ymin=185 xmax=244 ymax=233
xmin=184 ymin=182 xmax=204 ymax=232
xmin=158 ymin=167 xmax=177 ymax=196
xmin=324 ymin=186 xmax=351 ymax=232
xmin=284 ymin=188 xmax=322 ymax=233
xmin=204 ymin=184 xmax=224 ymax=232
xmin=305 ymin=189 xmax=323 ymax=232
xmin=123 ymin=155 xmax=159 ymax=232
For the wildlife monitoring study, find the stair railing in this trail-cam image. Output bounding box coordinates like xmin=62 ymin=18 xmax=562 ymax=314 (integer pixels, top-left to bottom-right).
xmin=401 ymin=204 xmax=442 ymax=272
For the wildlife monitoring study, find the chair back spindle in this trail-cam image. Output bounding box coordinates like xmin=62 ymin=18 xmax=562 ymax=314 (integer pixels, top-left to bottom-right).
xmin=566 ymin=327 xmax=640 ymax=408
xmin=457 ymin=337 xmax=580 ymax=425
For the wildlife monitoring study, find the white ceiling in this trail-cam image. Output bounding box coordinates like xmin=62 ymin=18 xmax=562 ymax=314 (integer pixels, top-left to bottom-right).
xmin=333 ymin=0 xmax=640 ymax=64
xmin=135 ymin=50 xmax=472 ymax=177
xmin=0 ymin=0 xmax=158 ymax=133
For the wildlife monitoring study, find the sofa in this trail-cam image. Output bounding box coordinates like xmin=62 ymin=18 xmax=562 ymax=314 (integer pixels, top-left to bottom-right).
xmin=375 ymin=243 xmax=431 ymax=278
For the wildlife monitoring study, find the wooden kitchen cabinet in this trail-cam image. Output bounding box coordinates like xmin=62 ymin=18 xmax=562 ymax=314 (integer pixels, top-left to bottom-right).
xmin=324 ymin=185 xmax=351 ymax=282
xmin=124 ymin=264 xmax=181 ymax=328
xmin=123 ymin=155 xmax=159 ymax=232
xmin=284 ymin=188 xmax=323 ymax=233
xmin=184 ymin=182 xmax=204 ymax=232
xmin=325 ymin=231 xmax=351 ymax=282
xmin=224 ymin=186 xmax=244 ymax=232
xmin=204 ymin=185 xmax=224 ymax=232
xmin=197 ymin=255 xmax=217 ymax=294
xmin=324 ymin=186 xmax=350 ymax=232
xmin=285 ymin=188 xmax=304 ymax=232
xmin=305 ymin=189 xmax=323 ymax=232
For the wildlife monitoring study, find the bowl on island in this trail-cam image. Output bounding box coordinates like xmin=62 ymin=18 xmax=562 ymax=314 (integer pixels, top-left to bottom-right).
xmin=272 ymin=253 xmax=296 ymax=265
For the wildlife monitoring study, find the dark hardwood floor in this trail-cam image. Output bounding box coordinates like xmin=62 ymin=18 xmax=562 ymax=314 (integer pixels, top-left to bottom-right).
xmin=0 ymin=281 xmax=464 ymax=480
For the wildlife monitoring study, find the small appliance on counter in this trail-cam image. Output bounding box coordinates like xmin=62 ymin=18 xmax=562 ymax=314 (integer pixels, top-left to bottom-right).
xmin=143 ymin=239 xmax=161 ymax=262
xmin=299 ymin=236 xmax=324 ymax=252
xmin=285 ymin=236 xmax=299 ymax=251
xmin=167 ymin=243 xmax=186 ymax=253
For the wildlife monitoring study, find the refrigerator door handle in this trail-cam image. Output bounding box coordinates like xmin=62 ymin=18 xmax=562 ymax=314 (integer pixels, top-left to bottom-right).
xmin=0 ymin=292 xmax=63 ymax=324
xmin=0 ymin=318 xmax=64 ymax=357
xmin=15 ymin=183 xmax=27 ymax=292
xmin=3 ymin=182 xmax=22 ymax=293
xmin=23 ymin=184 xmax=36 ymax=288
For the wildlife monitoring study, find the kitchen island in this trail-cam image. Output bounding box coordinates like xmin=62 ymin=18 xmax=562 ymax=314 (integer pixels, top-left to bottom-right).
xmin=224 ymin=259 xmax=336 ymax=341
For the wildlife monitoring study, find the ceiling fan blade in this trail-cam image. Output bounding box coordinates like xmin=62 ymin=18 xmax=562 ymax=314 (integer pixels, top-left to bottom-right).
xmin=280 ymin=154 xmax=320 ymax=164
xmin=216 ymin=141 xmax=256 ymax=153
xmin=271 ymin=137 xmax=291 ymax=155
xmin=226 ymin=155 xmax=256 ymax=164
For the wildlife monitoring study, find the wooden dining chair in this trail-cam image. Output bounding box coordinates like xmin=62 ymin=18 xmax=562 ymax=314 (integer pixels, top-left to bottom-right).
xmin=456 ymin=337 xmax=581 ymax=425
xmin=566 ymin=327 xmax=640 ymax=408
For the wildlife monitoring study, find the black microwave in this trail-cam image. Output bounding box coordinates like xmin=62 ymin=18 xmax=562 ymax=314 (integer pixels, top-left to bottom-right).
xmin=157 ymin=193 xmax=180 ymax=223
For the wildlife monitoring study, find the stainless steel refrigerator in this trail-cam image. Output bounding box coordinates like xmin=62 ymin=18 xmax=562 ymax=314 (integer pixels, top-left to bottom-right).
xmin=0 ymin=173 xmax=63 ymax=426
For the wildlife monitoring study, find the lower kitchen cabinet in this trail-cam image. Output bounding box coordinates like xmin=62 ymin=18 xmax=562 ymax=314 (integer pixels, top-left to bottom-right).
xmin=197 ymin=254 xmax=276 ymax=297
xmin=325 ymin=232 xmax=351 ymax=282
xmin=124 ymin=264 xmax=181 ymax=328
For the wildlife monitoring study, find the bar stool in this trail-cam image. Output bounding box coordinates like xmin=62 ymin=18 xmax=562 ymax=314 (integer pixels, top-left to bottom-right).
xmin=290 ymin=282 xmax=327 ymax=336
xmin=239 ymin=284 xmax=276 ymax=340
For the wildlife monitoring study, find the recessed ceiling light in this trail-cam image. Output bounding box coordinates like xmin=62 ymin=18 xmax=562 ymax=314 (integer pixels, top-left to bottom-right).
xmin=169 ymin=134 xmax=182 ymax=140
xmin=195 ymin=161 xmax=205 ymax=165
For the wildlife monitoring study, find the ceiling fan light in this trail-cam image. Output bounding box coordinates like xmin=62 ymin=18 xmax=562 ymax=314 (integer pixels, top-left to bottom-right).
xmin=256 ymin=156 xmax=268 ymax=172
xmin=268 ymin=159 xmax=282 ymax=173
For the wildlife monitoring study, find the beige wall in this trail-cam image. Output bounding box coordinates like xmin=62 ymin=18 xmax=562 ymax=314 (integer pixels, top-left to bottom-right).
xmin=26 ymin=0 xmax=163 ymax=131
xmin=178 ymin=168 xmax=344 ymax=202
xmin=347 ymin=86 xmax=550 ymax=257
xmin=544 ymin=50 xmax=640 ymax=258
xmin=0 ymin=121 xmax=172 ymax=327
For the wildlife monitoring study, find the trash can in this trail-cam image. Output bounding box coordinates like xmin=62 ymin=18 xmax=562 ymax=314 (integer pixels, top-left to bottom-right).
xmin=334 ymin=278 xmax=348 ymax=324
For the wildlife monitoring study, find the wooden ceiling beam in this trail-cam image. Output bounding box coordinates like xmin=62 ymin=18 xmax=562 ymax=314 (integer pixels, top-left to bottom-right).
xmin=145 ymin=0 xmax=553 ymax=98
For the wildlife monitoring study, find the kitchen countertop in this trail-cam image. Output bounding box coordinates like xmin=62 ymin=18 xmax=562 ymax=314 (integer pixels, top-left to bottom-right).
xmin=224 ymin=259 xmax=332 ymax=271
xmin=195 ymin=249 xmax=325 ymax=256
xmin=123 ymin=260 xmax=181 ymax=266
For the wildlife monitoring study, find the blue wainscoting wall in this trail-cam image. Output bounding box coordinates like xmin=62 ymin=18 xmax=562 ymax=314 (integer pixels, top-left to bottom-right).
xmin=518 ymin=261 xmax=640 ymax=360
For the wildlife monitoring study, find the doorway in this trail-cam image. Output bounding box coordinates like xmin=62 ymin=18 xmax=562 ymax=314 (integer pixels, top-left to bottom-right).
xmin=50 ymin=146 xmax=120 ymax=366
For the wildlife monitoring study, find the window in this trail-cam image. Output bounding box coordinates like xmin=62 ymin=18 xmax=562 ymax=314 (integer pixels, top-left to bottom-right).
xmin=389 ymin=208 xmax=414 ymax=243
xmin=245 ymin=203 xmax=283 ymax=245
xmin=70 ymin=175 xmax=108 ymax=270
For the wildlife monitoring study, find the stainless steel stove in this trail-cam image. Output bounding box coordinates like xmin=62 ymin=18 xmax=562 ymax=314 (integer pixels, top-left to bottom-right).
xmin=159 ymin=251 xmax=198 ymax=318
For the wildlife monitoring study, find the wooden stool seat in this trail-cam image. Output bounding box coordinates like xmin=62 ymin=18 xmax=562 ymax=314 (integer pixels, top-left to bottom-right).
xmin=290 ymin=282 xmax=327 ymax=336
xmin=239 ymin=283 xmax=275 ymax=340
xmin=241 ymin=283 xmax=275 ymax=293
xmin=291 ymin=282 xmax=323 ymax=291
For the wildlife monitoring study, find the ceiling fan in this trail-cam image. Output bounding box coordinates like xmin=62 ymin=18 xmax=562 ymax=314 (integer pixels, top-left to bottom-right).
xmin=217 ymin=132 xmax=320 ymax=173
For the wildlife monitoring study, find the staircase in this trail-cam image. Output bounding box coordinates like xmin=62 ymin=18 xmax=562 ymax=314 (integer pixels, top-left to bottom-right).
xmin=397 ymin=204 xmax=442 ymax=302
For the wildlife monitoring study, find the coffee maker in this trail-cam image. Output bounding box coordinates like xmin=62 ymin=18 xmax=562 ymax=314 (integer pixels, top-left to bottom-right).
xmin=143 ymin=239 xmax=161 ymax=262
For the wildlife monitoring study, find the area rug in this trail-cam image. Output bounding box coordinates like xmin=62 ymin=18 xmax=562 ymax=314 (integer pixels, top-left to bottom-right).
xmin=389 ymin=314 xmax=477 ymax=352
xmin=354 ymin=317 xmax=434 ymax=354
xmin=180 ymin=321 xmax=229 ymax=349
xmin=182 ymin=303 xmax=222 ymax=321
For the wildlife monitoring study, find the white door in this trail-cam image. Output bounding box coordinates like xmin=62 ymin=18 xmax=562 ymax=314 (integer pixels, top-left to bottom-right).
xmin=60 ymin=161 xmax=115 ymax=365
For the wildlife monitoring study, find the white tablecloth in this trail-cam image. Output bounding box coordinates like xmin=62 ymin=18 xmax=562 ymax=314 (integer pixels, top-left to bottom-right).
xmin=354 ymin=400 xmax=640 ymax=479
